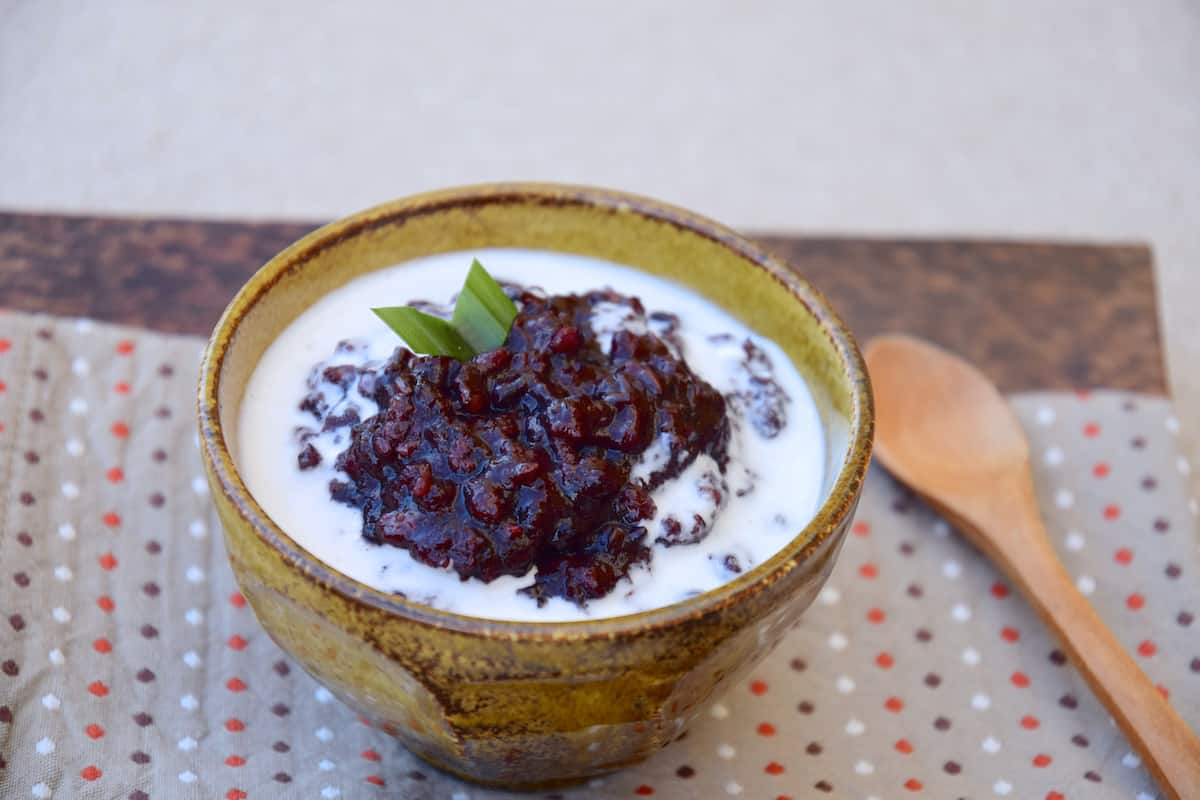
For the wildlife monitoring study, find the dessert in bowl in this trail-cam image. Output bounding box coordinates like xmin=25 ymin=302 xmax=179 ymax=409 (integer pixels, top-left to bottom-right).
xmin=198 ymin=183 xmax=872 ymax=788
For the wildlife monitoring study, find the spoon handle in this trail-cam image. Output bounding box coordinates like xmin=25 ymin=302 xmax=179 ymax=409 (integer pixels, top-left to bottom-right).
xmin=982 ymin=485 xmax=1200 ymax=800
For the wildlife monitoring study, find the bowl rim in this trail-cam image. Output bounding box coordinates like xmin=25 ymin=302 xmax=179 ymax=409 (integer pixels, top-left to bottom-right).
xmin=198 ymin=182 xmax=873 ymax=640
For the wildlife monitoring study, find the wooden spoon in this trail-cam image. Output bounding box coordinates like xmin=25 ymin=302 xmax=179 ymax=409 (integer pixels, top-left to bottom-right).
xmin=865 ymin=334 xmax=1200 ymax=800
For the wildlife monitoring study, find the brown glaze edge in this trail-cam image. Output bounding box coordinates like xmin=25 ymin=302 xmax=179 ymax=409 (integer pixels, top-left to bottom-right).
xmin=197 ymin=182 xmax=874 ymax=642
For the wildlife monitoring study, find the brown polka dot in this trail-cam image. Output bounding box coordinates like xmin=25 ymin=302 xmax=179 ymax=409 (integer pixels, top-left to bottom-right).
xmin=0 ymin=706 xmax=12 ymax=723
xmin=154 ymin=405 xmax=171 ymax=419
xmin=274 ymin=773 xmax=292 ymax=783
xmin=1059 ymin=693 xmax=1078 ymax=709
xmin=1048 ymin=649 xmax=1067 ymax=666
xmin=944 ymin=761 xmax=961 ymax=775
xmin=130 ymin=792 xmax=149 ymax=800
xmin=13 ymin=572 xmax=29 ymax=588
xmin=1122 ymin=399 xmax=1137 ymax=411
xmin=907 ymin=583 xmax=924 ymax=598
xmin=136 ymin=668 xmax=156 ymax=683
xmin=18 ymin=492 xmax=34 ymax=506
xmin=158 ymin=364 xmax=175 ymax=377
xmin=789 ymin=658 xmax=807 ymax=672
xmin=9 ymin=615 xmax=25 ymax=632
xmin=899 ymin=541 xmax=916 ymax=556
xmin=1166 ymin=563 xmax=1182 ymax=579
xmin=273 ymin=741 xmax=290 ymax=752
xmin=152 ymin=449 xmax=168 ymax=462
xmin=675 ymin=765 xmax=695 ymax=778
xmin=933 ymin=716 xmax=951 ymax=731
xmin=23 ymin=451 xmax=39 ymax=464
xmin=1084 ymin=771 xmax=1102 ymax=782
xmin=140 ymin=624 xmax=159 ymax=639
xmin=1189 ymin=657 xmax=1199 ymax=673
xmin=915 ymin=628 xmax=932 ymax=642
xmin=143 ymin=582 xmax=160 ymax=597
xmin=806 ymin=742 xmax=822 ymax=755
xmin=35 ymin=328 xmax=52 ymax=340
xmin=814 ymin=780 xmax=833 ymax=793
xmin=130 ymin=751 xmax=150 ymax=764
xmin=408 ymin=771 xmax=427 ymax=781
xmin=1179 ymin=611 xmax=1194 ymax=627
xmin=1142 ymin=476 xmax=1157 ymax=491
xmin=32 ymin=368 xmax=48 ymax=381
xmin=1154 ymin=517 xmax=1170 ymax=533
xmin=924 ymin=673 xmax=941 ymax=688
xmin=28 ymin=409 xmax=44 ymax=423
xmin=271 ymin=703 xmax=290 ymax=716
xmin=148 ymin=493 xmax=165 ymax=508
xmin=145 ymin=540 xmax=162 ymax=555
xmin=16 ymin=532 xmax=32 ymax=547
xmin=2 ymin=660 xmax=18 ymax=677
xmin=1071 ymin=734 xmax=1089 ymax=747
xmin=273 ymin=661 xmax=290 ymax=677
xmin=1131 ymin=436 xmax=1146 ymax=449
xmin=132 ymin=712 xmax=153 ymax=727
xmin=797 ymin=700 xmax=814 ymax=714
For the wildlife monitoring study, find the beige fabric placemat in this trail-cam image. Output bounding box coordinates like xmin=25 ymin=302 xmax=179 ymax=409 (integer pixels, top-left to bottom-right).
xmin=1 ymin=310 xmax=1196 ymax=800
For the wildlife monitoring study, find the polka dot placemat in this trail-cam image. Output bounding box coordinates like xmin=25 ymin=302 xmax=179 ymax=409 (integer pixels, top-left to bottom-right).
xmin=1 ymin=311 xmax=1196 ymax=800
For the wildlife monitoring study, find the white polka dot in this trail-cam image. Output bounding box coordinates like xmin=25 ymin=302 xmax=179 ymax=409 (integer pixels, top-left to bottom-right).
xmin=74 ymin=318 xmax=94 ymax=332
xmin=315 ymin=686 xmax=334 ymax=703
xmin=587 ymin=779 xmax=604 ymax=789
xmin=177 ymin=737 xmax=197 ymax=752
xmin=320 ymin=787 xmax=341 ymax=799
xmin=53 ymin=566 xmax=72 ymax=582
xmin=835 ymin=675 xmax=855 ymax=694
xmin=185 ymin=566 xmax=205 ymax=583
xmin=57 ymin=523 xmax=76 ymax=541
xmin=180 ymin=694 xmax=198 ymax=711
xmin=717 ymin=743 xmax=736 ymax=759
xmin=65 ymin=438 xmax=84 ymax=457
xmin=452 ymin=794 xmax=471 ymax=800
xmin=724 ymin=781 xmax=743 ymax=796
xmin=41 ymin=693 xmax=60 ymax=710
xmin=188 ymin=519 xmax=207 ymax=539
xmin=35 ymin=737 xmax=55 ymax=754
xmin=184 ymin=608 xmax=203 ymax=626
xmin=51 ymin=607 xmax=70 ymax=624
xmin=942 ymin=560 xmax=961 ymax=579
xmin=1064 ymin=531 xmax=1085 ymax=551
xmin=60 ymin=482 xmax=79 ymax=499
xmin=827 ymin=632 xmax=848 ymax=651
xmin=315 ymin=726 xmax=333 ymax=742
xmin=993 ymin=780 xmax=1012 ymax=796
xmin=1036 ymin=407 xmax=1056 ymax=426
xmin=1136 ymin=793 xmax=1155 ymax=800
xmin=1122 ymin=751 xmax=1141 ymax=768
xmin=182 ymin=650 xmax=201 ymax=669
xmin=951 ymin=603 xmax=972 ymax=622
xmin=191 ymin=476 xmax=209 ymax=496
xmin=31 ymin=784 xmax=51 ymax=799
xmin=71 ymin=357 xmax=90 ymax=376
xmin=318 ymin=759 xmax=335 ymax=771
xmin=962 ymin=647 xmax=981 ymax=666
xmin=818 ymin=586 xmax=840 ymax=606
xmin=1055 ymin=488 xmax=1074 ymax=509
xmin=709 ymin=702 xmax=729 ymax=720
xmin=1178 ymin=456 xmax=1191 ymax=475
xmin=178 ymin=771 xmax=197 ymax=784
xmin=931 ymin=520 xmax=950 ymax=537
xmin=1190 ymin=498 xmax=1199 ymax=516
xmin=971 ymin=692 xmax=991 ymax=711
xmin=68 ymin=397 xmax=88 ymax=415
xmin=1077 ymin=574 xmax=1096 ymax=595
xmin=844 ymin=718 xmax=865 ymax=736
xmin=1166 ymin=415 xmax=1180 ymax=433
xmin=1044 ymin=446 xmax=1065 ymax=466
xmin=981 ymin=736 xmax=1001 ymax=754
xmin=48 ymin=648 xmax=64 ymax=666
xmin=854 ymin=760 xmax=874 ymax=775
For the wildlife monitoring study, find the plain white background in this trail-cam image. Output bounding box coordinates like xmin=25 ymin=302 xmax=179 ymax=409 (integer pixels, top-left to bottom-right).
xmin=2 ymin=1 xmax=1197 ymax=467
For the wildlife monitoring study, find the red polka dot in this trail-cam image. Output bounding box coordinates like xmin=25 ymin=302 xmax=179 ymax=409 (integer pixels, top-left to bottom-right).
xmin=225 ymin=791 xmax=247 ymax=800
xmin=1138 ymin=640 xmax=1157 ymax=658
xmin=884 ymin=696 xmax=904 ymax=713
xmin=1083 ymin=422 xmax=1100 ymax=437
xmin=757 ymin=722 xmax=777 ymax=737
xmin=1092 ymin=462 xmax=1110 ymax=478
xmin=1011 ymin=671 xmax=1031 ymax=688
xmin=0 ymin=381 xmax=6 ymax=393
xmin=876 ymin=652 xmax=894 ymax=669
xmin=859 ymin=562 xmax=878 ymax=579
xmin=105 ymin=467 xmax=124 ymax=483
xmin=224 ymin=718 xmax=245 ymax=732
xmin=990 ymin=582 xmax=1010 ymax=599
xmin=750 ymin=680 xmax=768 ymax=696
xmin=361 ymin=749 xmax=381 ymax=761
xmin=85 ymin=723 xmax=105 ymax=739
xmin=634 ymin=786 xmax=655 ymax=796
xmin=1127 ymin=593 xmax=1145 ymax=610
xmin=80 ymin=766 xmax=101 ymax=781
xmin=99 ymin=552 xmax=118 ymax=570
xmin=1157 ymin=684 xmax=1170 ymax=699
xmin=867 ymin=607 xmax=886 ymax=624
xmin=895 ymin=739 xmax=914 ymax=754
xmin=96 ymin=596 xmax=114 ymax=613
xmin=1104 ymin=505 xmax=1122 ymax=521
xmin=765 ymin=761 xmax=785 ymax=775
xmin=1115 ymin=547 xmax=1133 ymax=564
xmin=1033 ymin=754 xmax=1053 ymax=768
xmin=111 ymin=422 xmax=130 ymax=438
xmin=904 ymin=778 xmax=923 ymax=791
xmin=88 ymin=680 xmax=109 ymax=697
xmin=1020 ymin=715 xmax=1040 ymax=729
xmin=366 ymin=776 xmax=385 ymax=786
xmin=225 ymin=755 xmax=246 ymax=767
xmin=852 ymin=521 xmax=870 ymax=537
xmin=102 ymin=511 xmax=121 ymax=528
xmin=227 ymin=635 xmax=248 ymax=651
xmin=116 ymin=340 xmax=135 ymax=355
xmin=1047 ymin=793 xmax=1065 ymax=800
xmin=229 ymin=592 xmax=247 ymax=608
xmin=1001 ymin=626 xmax=1020 ymax=643
xmin=114 ymin=381 xmax=131 ymax=395
xmin=93 ymin=638 xmax=112 ymax=654
xmin=0 ymin=339 xmax=10 ymax=352
xmin=226 ymin=677 xmax=247 ymax=692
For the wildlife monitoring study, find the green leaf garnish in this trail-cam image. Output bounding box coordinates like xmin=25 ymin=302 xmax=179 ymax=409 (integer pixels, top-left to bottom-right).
xmin=372 ymin=259 xmax=518 ymax=360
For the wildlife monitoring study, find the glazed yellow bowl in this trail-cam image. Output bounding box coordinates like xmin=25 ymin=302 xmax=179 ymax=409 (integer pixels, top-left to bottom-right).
xmin=198 ymin=183 xmax=872 ymax=789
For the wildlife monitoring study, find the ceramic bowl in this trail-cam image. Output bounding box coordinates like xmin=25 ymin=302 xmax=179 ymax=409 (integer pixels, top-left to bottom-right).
xmin=198 ymin=183 xmax=872 ymax=789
